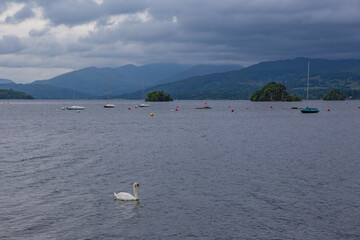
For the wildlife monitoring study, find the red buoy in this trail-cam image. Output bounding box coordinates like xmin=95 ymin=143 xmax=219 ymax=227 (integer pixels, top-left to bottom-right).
xmin=270 ymin=106 xmax=272 ymax=109
xmin=205 ymin=102 xmax=207 ymax=105
xmin=128 ymin=107 xmax=131 ymax=110
xmin=231 ymin=109 xmax=234 ymax=112
xmin=175 ymin=109 xmax=178 ymax=111
xmin=327 ymin=109 xmax=330 ymax=111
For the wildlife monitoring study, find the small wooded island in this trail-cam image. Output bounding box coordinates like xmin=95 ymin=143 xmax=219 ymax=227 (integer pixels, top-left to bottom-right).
xmin=323 ymin=89 xmax=347 ymax=100
xmin=0 ymin=89 xmax=34 ymax=99
xmin=250 ymin=82 xmax=301 ymax=101
xmin=145 ymin=90 xmax=173 ymax=102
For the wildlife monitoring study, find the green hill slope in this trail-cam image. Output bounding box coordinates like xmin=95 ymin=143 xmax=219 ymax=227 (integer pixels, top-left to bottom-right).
xmin=157 ymin=64 xmax=243 ymax=84
xmin=0 ymin=89 xmax=34 ymax=99
xmin=0 ymin=83 xmax=93 ymax=99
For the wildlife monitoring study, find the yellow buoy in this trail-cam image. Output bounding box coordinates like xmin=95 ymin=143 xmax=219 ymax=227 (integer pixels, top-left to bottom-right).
xmin=150 ymin=113 xmax=154 ymax=116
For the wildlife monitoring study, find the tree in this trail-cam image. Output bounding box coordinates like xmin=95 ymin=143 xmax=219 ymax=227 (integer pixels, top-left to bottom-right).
xmin=145 ymin=90 xmax=173 ymax=102
xmin=323 ymin=89 xmax=347 ymax=100
xmin=250 ymin=82 xmax=301 ymax=101
xmin=0 ymin=89 xmax=34 ymax=99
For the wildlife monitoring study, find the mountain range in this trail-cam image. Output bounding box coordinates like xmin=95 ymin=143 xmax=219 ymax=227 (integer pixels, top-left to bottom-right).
xmin=0 ymin=64 xmax=242 ymax=99
xmin=120 ymin=58 xmax=360 ymax=100
xmin=1 ymin=58 xmax=360 ymax=99
xmin=0 ymin=78 xmax=14 ymax=84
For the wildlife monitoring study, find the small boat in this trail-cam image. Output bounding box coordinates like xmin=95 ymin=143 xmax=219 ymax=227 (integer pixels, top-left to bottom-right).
xmin=139 ymin=103 xmax=150 ymax=107
xmin=301 ymin=61 xmax=319 ymax=114
xmin=301 ymin=106 xmax=319 ymax=113
xmin=104 ymin=104 xmax=115 ymax=108
xmin=195 ymin=106 xmax=212 ymax=109
xmin=196 ymin=102 xmax=211 ymax=109
xmin=67 ymin=105 xmax=85 ymax=110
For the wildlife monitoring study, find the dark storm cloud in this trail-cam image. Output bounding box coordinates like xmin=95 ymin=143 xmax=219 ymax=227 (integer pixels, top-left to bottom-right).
xmin=2 ymin=0 xmax=360 ymax=68
xmin=38 ymin=0 xmax=147 ymax=26
xmin=72 ymin=0 xmax=360 ymax=63
xmin=159 ymin=0 xmax=360 ymax=60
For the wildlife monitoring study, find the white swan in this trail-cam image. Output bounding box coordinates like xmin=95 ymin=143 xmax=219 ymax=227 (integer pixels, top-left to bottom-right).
xmin=114 ymin=182 xmax=140 ymax=201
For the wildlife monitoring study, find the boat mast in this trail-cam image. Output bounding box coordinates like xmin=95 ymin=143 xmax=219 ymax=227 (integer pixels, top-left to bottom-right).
xmin=307 ymin=61 xmax=310 ymax=102
xmin=73 ymin=71 xmax=76 ymax=105
xmin=142 ymin=78 xmax=144 ymax=100
xmin=107 ymin=78 xmax=110 ymax=104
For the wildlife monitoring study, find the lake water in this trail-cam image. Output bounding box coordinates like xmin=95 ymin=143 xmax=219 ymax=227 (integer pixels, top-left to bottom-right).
xmin=1 ymin=100 xmax=359 ymax=239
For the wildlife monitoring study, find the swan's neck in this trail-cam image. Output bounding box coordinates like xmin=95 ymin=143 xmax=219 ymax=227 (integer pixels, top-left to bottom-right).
xmin=133 ymin=185 xmax=138 ymax=200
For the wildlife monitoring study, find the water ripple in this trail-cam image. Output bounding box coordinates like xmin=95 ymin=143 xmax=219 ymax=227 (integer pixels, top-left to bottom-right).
xmin=1 ymin=100 xmax=360 ymax=239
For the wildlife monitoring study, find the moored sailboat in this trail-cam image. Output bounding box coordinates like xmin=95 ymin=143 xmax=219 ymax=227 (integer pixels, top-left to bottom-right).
xmin=67 ymin=72 xmax=85 ymax=110
xmin=301 ymin=61 xmax=319 ymax=113
xmin=104 ymin=78 xmax=115 ymax=108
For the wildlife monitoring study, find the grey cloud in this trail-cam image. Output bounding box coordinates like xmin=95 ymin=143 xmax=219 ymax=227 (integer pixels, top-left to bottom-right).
xmin=2 ymin=0 xmax=360 ymax=72
xmin=66 ymin=43 xmax=91 ymax=53
xmin=29 ymin=26 xmax=50 ymax=37
xmin=0 ymin=35 xmax=25 ymax=54
xmin=0 ymin=0 xmax=147 ymax=26
xmin=39 ymin=0 xmax=147 ymax=26
xmin=5 ymin=3 xmax=35 ymax=23
xmin=77 ymin=0 xmax=360 ymax=64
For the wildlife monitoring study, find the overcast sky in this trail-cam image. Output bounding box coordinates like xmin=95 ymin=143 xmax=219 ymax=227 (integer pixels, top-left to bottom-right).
xmin=0 ymin=0 xmax=360 ymax=83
